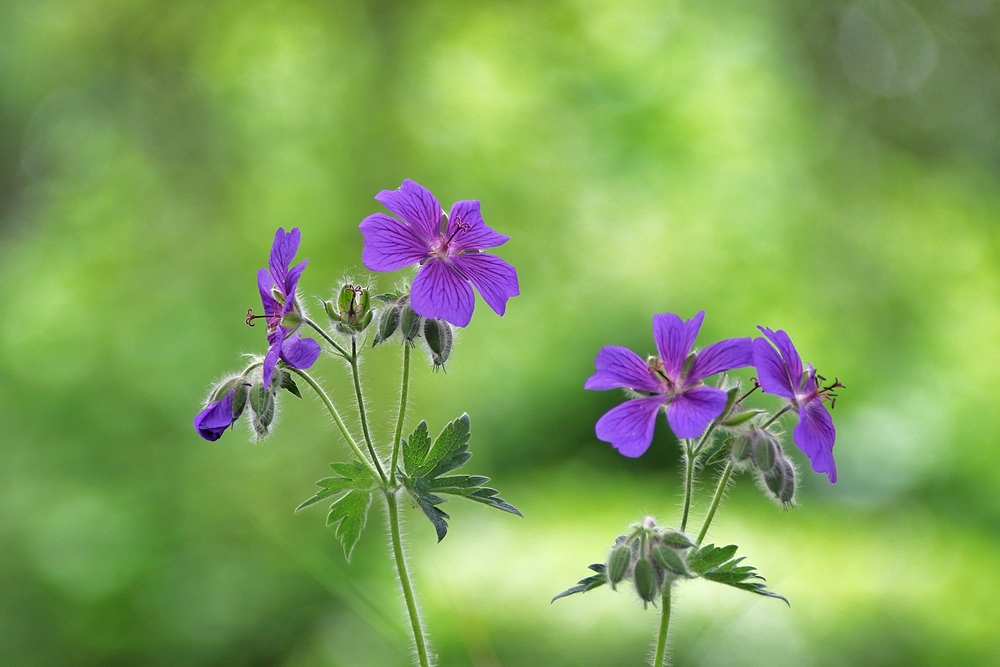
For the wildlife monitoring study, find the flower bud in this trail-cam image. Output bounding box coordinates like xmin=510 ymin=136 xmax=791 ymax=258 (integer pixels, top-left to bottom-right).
xmin=750 ymin=431 xmax=782 ymax=473
xmin=373 ymin=302 xmax=402 ymax=346
xmin=730 ymin=433 xmax=753 ymax=464
xmin=633 ymin=557 xmax=657 ymax=604
xmin=400 ymin=302 xmax=423 ymax=343
xmin=762 ymin=454 xmax=796 ymax=507
xmin=423 ymin=318 xmax=454 ymax=369
xmin=249 ymin=381 xmax=276 ymax=438
xmin=607 ymin=544 xmax=631 ymax=589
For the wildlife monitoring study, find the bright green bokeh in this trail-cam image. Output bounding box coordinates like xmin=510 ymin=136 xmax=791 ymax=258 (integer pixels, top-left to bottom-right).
xmin=2 ymin=1 xmax=999 ymax=665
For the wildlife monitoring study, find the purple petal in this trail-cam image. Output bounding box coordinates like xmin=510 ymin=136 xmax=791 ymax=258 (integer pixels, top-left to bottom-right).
xmin=687 ymin=337 xmax=753 ymax=383
xmin=653 ymin=311 xmax=704 ymax=377
xmin=410 ymin=258 xmax=476 ymax=327
xmin=263 ymin=327 xmax=284 ymax=389
xmin=283 ymin=259 xmax=308 ymax=299
xmin=451 ymin=251 xmax=519 ymax=317
xmin=281 ymin=333 xmax=321 ymax=371
xmin=758 ymin=326 xmax=803 ymax=388
xmin=584 ymin=346 xmax=661 ymax=393
xmin=793 ymin=400 xmax=837 ymax=483
xmin=448 ymin=200 xmax=510 ymax=251
xmin=194 ymin=391 xmax=236 ymax=441
xmin=268 ymin=228 xmax=301 ymax=285
xmin=752 ymin=337 xmax=796 ymax=399
xmin=594 ymin=397 xmax=664 ymax=458
xmin=257 ymin=268 xmax=278 ymax=314
xmin=374 ymin=179 xmax=442 ymax=241
xmin=360 ymin=213 xmax=432 ymax=272
xmin=666 ymin=385 xmax=728 ymax=439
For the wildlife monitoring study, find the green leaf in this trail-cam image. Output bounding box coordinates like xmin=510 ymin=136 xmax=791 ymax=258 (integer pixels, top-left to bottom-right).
xmin=295 ymin=460 xmax=375 ymax=512
xmin=690 ymin=544 xmax=788 ymax=605
xmin=551 ymin=564 xmax=607 ymax=603
xmin=326 ymin=490 xmax=373 ymax=561
xmin=398 ymin=415 xmax=521 ymax=541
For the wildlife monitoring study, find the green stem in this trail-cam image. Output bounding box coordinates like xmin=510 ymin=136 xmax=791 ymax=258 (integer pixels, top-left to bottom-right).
xmin=349 ymin=336 xmax=387 ymax=484
xmin=386 ymin=491 xmax=431 ymax=667
xmin=390 ymin=343 xmax=411 ymax=485
xmin=304 ymin=317 xmax=351 ymax=360
xmin=760 ymin=404 xmax=792 ymax=430
xmin=690 ymin=418 xmax=720 ymax=458
xmin=652 ymin=584 xmax=672 ymax=666
xmin=696 ymin=461 xmax=734 ymax=546
xmin=286 ymin=367 xmax=378 ymax=479
xmin=679 ymin=442 xmax=695 ymax=533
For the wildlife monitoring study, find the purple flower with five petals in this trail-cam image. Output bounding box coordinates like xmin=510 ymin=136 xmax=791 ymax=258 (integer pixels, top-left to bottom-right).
xmin=255 ymin=228 xmax=321 ymax=389
xmin=359 ymin=179 xmax=519 ymax=328
xmin=753 ymin=327 xmax=839 ymax=483
xmin=194 ymin=388 xmax=243 ymax=441
xmin=585 ymin=312 xmax=753 ymax=457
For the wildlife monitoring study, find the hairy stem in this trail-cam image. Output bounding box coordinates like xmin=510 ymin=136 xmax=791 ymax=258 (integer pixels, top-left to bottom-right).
xmin=304 ymin=317 xmax=351 ymax=360
xmin=696 ymin=461 xmax=735 ymax=546
xmin=679 ymin=442 xmax=695 ymax=533
xmin=390 ymin=343 xmax=411 ymax=485
xmin=386 ymin=490 xmax=431 ymax=667
xmin=349 ymin=336 xmax=387 ymax=484
xmin=652 ymin=584 xmax=672 ymax=666
xmin=760 ymin=404 xmax=793 ymax=430
xmin=286 ymin=367 xmax=378 ymax=479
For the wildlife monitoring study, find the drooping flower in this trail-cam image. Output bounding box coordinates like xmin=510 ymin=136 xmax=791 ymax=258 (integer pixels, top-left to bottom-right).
xmin=752 ymin=326 xmax=839 ymax=483
xmin=254 ymin=228 xmax=321 ymax=389
xmin=359 ymin=179 xmax=519 ymax=328
xmin=585 ymin=312 xmax=753 ymax=457
xmin=194 ymin=387 xmax=243 ymax=441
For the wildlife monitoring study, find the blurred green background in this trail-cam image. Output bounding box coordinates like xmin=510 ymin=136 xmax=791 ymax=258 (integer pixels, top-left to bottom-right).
xmin=2 ymin=0 xmax=999 ymax=665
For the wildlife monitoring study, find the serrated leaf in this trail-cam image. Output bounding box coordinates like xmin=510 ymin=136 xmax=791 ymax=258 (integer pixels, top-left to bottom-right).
xmin=398 ymin=415 xmax=521 ymax=541
xmin=326 ymin=490 xmax=373 ymax=561
xmin=688 ymin=544 xmax=739 ymax=574
xmin=551 ymin=564 xmax=607 ymax=602
xmin=295 ymin=460 xmax=375 ymax=513
xmin=692 ymin=544 xmax=789 ymax=605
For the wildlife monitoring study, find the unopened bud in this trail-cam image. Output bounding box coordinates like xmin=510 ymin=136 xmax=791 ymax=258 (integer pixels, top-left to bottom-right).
xmin=400 ymin=303 xmax=422 ymax=343
xmin=373 ymin=302 xmax=402 ymax=346
xmin=763 ymin=454 xmax=796 ymax=507
xmin=249 ymin=381 xmax=276 ymax=438
xmin=423 ymin=318 xmax=454 ymax=369
xmin=750 ymin=432 xmax=781 ymax=472
xmin=607 ymin=544 xmax=631 ymax=589
xmin=633 ymin=558 xmax=657 ymax=604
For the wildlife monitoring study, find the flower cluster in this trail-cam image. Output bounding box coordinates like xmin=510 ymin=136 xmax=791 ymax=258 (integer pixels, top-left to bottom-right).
xmin=586 ymin=312 xmax=841 ymax=483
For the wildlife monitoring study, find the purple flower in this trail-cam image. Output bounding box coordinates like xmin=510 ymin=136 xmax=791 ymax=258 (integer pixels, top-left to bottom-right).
xmin=255 ymin=228 xmax=321 ymax=389
xmin=194 ymin=388 xmax=242 ymax=441
xmin=753 ymin=326 xmax=839 ymax=483
xmin=585 ymin=312 xmax=753 ymax=457
xmin=359 ymin=179 xmax=519 ymax=328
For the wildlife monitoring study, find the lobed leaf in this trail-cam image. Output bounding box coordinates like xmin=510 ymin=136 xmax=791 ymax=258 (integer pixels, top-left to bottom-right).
xmin=551 ymin=564 xmax=607 ymax=603
xmin=326 ymin=490 xmax=373 ymax=561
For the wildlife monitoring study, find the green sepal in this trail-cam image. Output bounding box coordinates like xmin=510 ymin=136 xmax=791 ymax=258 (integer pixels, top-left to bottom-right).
xmin=551 ymin=564 xmax=607 ymax=603
xmin=371 ymin=292 xmax=400 ymax=303
xmin=211 ymin=377 xmax=239 ymax=401
xmin=723 ymin=409 xmax=765 ymax=427
xmin=633 ymin=558 xmax=657 ymax=604
xmin=652 ymin=545 xmax=689 ymax=576
xmin=231 ymin=381 xmax=250 ymax=419
xmin=701 ymin=436 xmax=735 ymax=467
xmin=324 ymin=299 xmax=343 ymax=323
xmin=249 ymin=383 xmax=274 ymax=436
xmin=325 ymin=489 xmax=373 ymax=562
xmin=400 ymin=303 xmax=422 ymax=343
xmin=279 ymin=371 xmax=302 ymax=398
xmin=398 ymin=415 xmax=521 ymax=541
xmin=688 ymin=544 xmax=788 ymax=605
xmin=660 ymin=531 xmax=696 ymax=550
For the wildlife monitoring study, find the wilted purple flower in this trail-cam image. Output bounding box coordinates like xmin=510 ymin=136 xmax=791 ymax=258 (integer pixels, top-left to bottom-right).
xmin=753 ymin=326 xmax=839 ymax=483
xmin=585 ymin=312 xmax=752 ymax=457
xmin=194 ymin=388 xmax=242 ymax=441
xmin=359 ymin=179 xmax=519 ymax=328
xmin=252 ymin=228 xmax=321 ymax=389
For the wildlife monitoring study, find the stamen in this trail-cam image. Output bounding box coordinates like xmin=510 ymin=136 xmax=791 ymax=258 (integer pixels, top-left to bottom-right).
xmin=245 ymin=308 xmax=272 ymax=327
xmin=738 ymin=379 xmax=761 ymax=404
xmin=443 ymin=217 xmax=472 ymax=245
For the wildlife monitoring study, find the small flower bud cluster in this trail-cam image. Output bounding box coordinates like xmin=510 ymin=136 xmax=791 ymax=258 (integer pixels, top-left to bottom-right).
xmin=194 ymin=359 xmax=304 ymax=442
xmin=730 ymin=428 xmax=796 ymax=507
xmin=325 ymin=283 xmax=373 ymax=335
xmin=371 ymin=293 xmax=455 ymax=370
xmin=606 ymin=517 xmax=695 ymax=608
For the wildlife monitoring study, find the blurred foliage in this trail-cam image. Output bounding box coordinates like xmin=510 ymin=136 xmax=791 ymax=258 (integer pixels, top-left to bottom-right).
xmin=2 ymin=0 xmax=1000 ymax=665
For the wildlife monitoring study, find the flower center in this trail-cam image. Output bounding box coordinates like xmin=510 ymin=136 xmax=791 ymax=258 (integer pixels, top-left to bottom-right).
xmin=431 ymin=217 xmax=472 ymax=258
xmin=646 ymin=356 xmax=677 ymax=394
xmin=800 ymin=372 xmax=845 ymax=407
